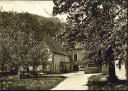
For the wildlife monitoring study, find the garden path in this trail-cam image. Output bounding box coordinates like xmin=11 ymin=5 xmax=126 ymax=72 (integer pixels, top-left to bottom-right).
xmin=51 ymin=71 xmax=100 ymax=90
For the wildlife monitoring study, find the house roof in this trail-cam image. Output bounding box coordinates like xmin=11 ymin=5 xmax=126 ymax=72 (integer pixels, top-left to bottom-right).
xmin=43 ymin=33 xmax=69 ymax=56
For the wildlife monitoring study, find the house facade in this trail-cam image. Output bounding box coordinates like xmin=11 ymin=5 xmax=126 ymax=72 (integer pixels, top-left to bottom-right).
xmin=42 ymin=34 xmax=71 ymax=73
xmin=43 ymin=52 xmax=71 ymax=73
xmin=69 ymin=43 xmax=85 ymax=71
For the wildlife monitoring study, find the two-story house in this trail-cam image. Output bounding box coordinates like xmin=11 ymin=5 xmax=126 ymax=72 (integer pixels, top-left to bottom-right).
xmin=41 ymin=33 xmax=71 ymax=73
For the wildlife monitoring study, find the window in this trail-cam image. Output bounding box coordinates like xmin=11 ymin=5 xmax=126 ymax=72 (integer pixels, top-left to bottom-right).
xmin=64 ymin=65 xmax=66 ymax=70
xmin=56 ymin=65 xmax=58 ymax=70
xmin=55 ymin=65 xmax=57 ymax=70
xmin=54 ymin=65 xmax=56 ymax=70
xmin=61 ymin=65 xmax=64 ymax=70
xmin=74 ymin=53 xmax=77 ymax=61
xmin=65 ymin=65 xmax=66 ymax=69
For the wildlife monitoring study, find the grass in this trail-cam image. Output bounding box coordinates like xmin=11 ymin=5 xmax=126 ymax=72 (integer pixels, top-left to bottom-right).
xmin=2 ymin=75 xmax=66 ymax=90
xmin=87 ymin=74 xmax=128 ymax=90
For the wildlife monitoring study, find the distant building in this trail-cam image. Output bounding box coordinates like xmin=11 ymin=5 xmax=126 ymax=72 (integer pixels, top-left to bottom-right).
xmin=68 ymin=42 xmax=102 ymax=73
xmin=69 ymin=43 xmax=85 ymax=71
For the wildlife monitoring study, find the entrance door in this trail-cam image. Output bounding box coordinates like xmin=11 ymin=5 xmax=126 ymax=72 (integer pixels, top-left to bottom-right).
xmin=73 ymin=65 xmax=78 ymax=71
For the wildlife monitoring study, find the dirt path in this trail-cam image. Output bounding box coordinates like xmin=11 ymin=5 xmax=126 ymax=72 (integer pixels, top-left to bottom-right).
xmin=51 ymin=71 xmax=100 ymax=90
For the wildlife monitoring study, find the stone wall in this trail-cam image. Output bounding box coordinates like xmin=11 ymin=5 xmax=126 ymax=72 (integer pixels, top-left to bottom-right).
xmin=84 ymin=67 xmax=101 ymax=74
xmin=84 ymin=61 xmax=101 ymax=74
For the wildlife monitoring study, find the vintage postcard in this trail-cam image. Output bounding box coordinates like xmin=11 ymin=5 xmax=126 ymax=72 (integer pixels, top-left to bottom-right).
xmin=0 ymin=0 xmax=127 ymax=90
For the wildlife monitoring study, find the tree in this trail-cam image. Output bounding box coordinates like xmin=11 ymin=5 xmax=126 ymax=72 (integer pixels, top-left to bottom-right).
xmin=28 ymin=41 xmax=49 ymax=77
xmin=0 ymin=11 xmax=18 ymax=90
xmin=0 ymin=44 xmax=11 ymax=90
xmin=53 ymin=0 xmax=127 ymax=81
xmin=0 ymin=10 xmax=63 ymax=83
xmin=0 ymin=11 xmax=41 ymax=89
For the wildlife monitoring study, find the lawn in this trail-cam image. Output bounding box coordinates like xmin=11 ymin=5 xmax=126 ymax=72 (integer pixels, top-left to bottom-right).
xmin=87 ymin=74 xmax=128 ymax=90
xmin=2 ymin=75 xmax=66 ymax=90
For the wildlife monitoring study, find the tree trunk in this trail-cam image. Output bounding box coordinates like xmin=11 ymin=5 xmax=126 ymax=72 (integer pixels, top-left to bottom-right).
xmin=106 ymin=45 xmax=118 ymax=82
xmin=108 ymin=60 xmax=118 ymax=82
xmin=0 ymin=66 xmax=4 ymax=90
xmin=33 ymin=65 xmax=35 ymax=78
xmin=125 ymin=60 xmax=128 ymax=80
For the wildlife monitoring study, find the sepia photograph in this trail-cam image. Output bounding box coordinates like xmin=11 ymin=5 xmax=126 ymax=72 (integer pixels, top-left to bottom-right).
xmin=0 ymin=0 xmax=127 ymax=90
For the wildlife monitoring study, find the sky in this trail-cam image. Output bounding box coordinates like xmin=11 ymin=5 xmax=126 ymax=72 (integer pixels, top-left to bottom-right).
xmin=0 ymin=1 xmax=67 ymax=22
